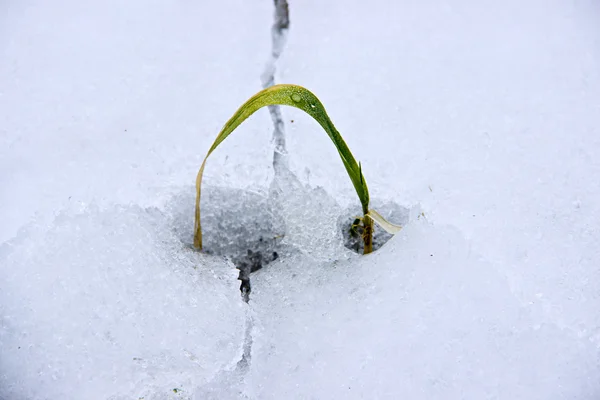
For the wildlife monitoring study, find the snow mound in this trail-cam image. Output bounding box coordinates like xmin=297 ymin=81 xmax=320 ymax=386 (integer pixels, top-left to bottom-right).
xmin=0 ymin=204 xmax=245 ymax=400
xmin=245 ymin=219 xmax=600 ymax=399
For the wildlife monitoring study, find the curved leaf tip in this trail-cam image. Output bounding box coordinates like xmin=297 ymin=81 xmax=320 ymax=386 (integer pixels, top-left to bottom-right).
xmin=367 ymin=209 xmax=403 ymax=234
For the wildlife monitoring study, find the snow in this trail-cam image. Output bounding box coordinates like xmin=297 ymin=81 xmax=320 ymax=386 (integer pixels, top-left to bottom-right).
xmin=2 ymin=0 xmax=600 ymax=399
xmin=0 ymin=204 xmax=245 ymax=400
xmin=247 ymin=221 xmax=598 ymax=399
xmin=281 ymin=0 xmax=600 ymax=352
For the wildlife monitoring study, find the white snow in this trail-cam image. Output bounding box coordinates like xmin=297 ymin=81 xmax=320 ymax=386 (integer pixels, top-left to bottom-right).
xmin=2 ymin=0 xmax=600 ymax=399
xmin=0 ymin=205 xmax=245 ymax=400
xmin=247 ymin=221 xmax=598 ymax=399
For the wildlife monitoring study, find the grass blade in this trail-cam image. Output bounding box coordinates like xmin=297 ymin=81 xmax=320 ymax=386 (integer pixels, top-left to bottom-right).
xmin=194 ymin=84 xmax=369 ymax=249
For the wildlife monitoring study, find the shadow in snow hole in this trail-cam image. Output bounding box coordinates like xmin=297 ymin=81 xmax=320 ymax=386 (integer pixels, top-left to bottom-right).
xmin=169 ymin=187 xmax=409 ymax=301
xmin=169 ymin=186 xmax=288 ymax=302
xmin=338 ymin=200 xmax=410 ymax=254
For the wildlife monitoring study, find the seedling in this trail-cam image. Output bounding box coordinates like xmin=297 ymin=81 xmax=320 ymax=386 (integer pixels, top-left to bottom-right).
xmin=194 ymin=84 xmax=400 ymax=255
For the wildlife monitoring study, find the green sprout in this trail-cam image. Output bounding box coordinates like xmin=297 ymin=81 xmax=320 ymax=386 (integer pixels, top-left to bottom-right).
xmin=194 ymin=84 xmax=401 ymax=255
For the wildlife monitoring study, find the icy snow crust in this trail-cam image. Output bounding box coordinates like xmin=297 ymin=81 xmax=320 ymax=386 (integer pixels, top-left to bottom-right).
xmin=2 ymin=0 xmax=600 ymax=399
xmin=0 ymin=205 xmax=245 ymax=400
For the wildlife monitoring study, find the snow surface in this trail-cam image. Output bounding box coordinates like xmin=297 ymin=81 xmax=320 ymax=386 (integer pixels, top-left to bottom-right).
xmin=2 ymin=0 xmax=600 ymax=399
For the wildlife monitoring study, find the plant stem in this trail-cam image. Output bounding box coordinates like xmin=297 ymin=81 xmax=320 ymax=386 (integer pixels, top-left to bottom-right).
xmin=362 ymin=214 xmax=374 ymax=254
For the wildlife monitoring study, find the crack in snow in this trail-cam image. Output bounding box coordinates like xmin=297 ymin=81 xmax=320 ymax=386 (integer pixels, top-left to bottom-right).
xmin=205 ymin=3 xmax=291 ymax=395
xmin=237 ymin=0 xmax=291 ymax=300
xmin=261 ymin=0 xmax=290 ymax=175
xmin=235 ymin=305 xmax=254 ymax=371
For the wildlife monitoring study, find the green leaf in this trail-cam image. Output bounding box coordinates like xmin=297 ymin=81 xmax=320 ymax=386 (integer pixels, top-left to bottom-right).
xmin=194 ymin=84 xmax=370 ymax=249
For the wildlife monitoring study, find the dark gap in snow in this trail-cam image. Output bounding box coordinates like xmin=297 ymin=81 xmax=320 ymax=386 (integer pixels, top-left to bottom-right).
xmin=168 ymin=186 xmax=289 ymax=300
